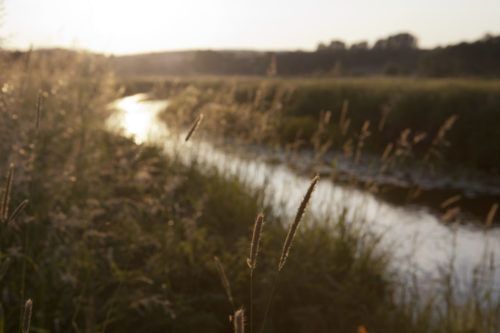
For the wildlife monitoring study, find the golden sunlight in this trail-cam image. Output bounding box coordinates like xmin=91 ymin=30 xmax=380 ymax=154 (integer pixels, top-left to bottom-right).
xmin=107 ymin=94 xmax=169 ymax=143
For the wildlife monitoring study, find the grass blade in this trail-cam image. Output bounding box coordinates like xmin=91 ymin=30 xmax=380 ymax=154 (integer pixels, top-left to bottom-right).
xmin=1 ymin=165 xmax=14 ymax=222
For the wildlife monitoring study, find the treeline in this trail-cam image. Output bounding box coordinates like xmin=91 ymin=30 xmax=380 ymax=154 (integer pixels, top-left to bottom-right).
xmin=110 ymin=33 xmax=500 ymax=77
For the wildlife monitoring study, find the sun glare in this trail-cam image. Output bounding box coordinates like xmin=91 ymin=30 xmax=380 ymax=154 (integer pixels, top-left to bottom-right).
xmin=4 ymin=0 xmax=500 ymax=54
xmin=107 ymin=94 xmax=169 ymax=144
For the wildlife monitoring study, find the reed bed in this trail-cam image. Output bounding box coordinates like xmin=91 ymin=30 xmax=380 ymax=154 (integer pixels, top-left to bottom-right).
xmin=150 ymin=76 xmax=500 ymax=174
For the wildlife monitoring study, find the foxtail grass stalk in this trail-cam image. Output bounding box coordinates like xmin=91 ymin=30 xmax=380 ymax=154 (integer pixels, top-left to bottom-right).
xmin=440 ymin=195 xmax=461 ymax=209
xmin=485 ymin=203 xmax=498 ymax=227
xmin=185 ymin=114 xmax=203 ymax=142
xmin=260 ymin=175 xmax=319 ymax=333
xmin=233 ymin=308 xmax=245 ymax=333
xmin=278 ymin=175 xmax=319 ymax=271
xmin=248 ymin=214 xmax=264 ymax=270
xmin=22 ymin=299 xmax=32 ymax=333
xmin=1 ymin=164 xmax=14 ymax=222
xmin=214 ymin=256 xmax=234 ymax=308
xmin=7 ymin=200 xmax=28 ymax=226
xmin=248 ymin=214 xmax=264 ymax=333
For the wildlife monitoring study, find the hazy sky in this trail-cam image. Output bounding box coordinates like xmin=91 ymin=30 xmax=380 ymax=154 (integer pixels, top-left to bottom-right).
xmin=2 ymin=0 xmax=500 ymax=54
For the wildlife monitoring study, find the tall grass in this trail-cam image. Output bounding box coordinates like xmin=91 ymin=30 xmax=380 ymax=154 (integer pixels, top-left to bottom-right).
xmin=247 ymin=214 xmax=264 ymax=333
xmin=147 ymin=76 xmax=500 ymax=174
xmin=0 ymin=50 xmax=498 ymax=333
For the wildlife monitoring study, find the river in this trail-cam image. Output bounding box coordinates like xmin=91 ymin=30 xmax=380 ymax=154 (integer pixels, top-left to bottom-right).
xmin=107 ymin=93 xmax=500 ymax=298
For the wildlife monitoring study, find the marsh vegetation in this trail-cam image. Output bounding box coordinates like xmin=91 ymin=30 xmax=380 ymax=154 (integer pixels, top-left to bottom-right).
xmin=0 ymin=49 xmax=499 ymax=333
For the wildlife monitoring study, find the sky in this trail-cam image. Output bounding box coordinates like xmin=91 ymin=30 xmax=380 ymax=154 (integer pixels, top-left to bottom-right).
xmin=1 ymin=0 xmax=500 ymax=55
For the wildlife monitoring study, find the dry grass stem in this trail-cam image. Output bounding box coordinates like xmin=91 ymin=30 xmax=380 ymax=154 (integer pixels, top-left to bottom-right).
xmin=214 ymin=256 xmax=234 ymax=306
xmin=442 ymin=207 xmax=461 ymax=223
xmin=485 ymin=203 xmax=498 ymax=227
xmin=425 ymin=114 xmax=459 ymax=161
xmin=185 ymin=114 xmax=204 ymax=142
xmin=23 ymin=299 xmax=33 ymax=333
xmin=381 ymin=143 xmax=394 ymax=163
xmin=434 ymin=115 xmax=459 ymax=145
xmin=278 ymin=175 xmax=319 ymax=271
xmin=1 ymin=164 xmax=14 ymax=222
xmin=440 ymin=195 xmax=462 ymax=209
xmin=413 ymin=131 xmax=427 ymax=144
xmin=247 ymin=214 xmax=264 ymax=270
xmin=7 ymin=199 xmax=29 ymax=225
xmin=233 ymin=308 xmax=245 ymax=333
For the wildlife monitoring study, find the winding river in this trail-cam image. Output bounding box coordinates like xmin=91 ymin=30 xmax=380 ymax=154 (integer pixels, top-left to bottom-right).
xmin=107 ymin=93 xmax=500 ymax=297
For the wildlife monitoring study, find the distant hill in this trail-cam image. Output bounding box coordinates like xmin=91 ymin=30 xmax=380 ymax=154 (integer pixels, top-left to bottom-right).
xmin=4 ymin=33 xmax=500 ymax=78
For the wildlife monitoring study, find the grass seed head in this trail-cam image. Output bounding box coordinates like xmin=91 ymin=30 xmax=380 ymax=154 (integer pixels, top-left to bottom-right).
xmin=247 ymin=213 xmax=264 ymax=270
xmin=1 ymin=164 xmax=14 ymax=222
xmin=278 ymin=174 xmax=319 ymax=271
xmin=485 ymin=203 xmax=498 ymax=227
xmin=185 ymin=114 xmax=204 ymax=142
xmin=233 ymin=308 xmax=245 ymax=333
xmin=214 ymin=256 xmax=234 ymax=306
xmin=23 ymin=299 xmax=33 ymax=333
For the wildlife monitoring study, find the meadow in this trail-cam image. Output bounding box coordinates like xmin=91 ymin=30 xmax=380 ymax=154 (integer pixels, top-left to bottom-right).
xmin=127 ymin=76 xmax=500 ymax=174
xmin=0 ymin=51 xmax=499 ymax=333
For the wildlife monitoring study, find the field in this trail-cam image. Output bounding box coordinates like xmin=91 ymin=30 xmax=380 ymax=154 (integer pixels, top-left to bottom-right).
xmin=1 ymin=51 xmax=500 ymax=333
xmin=126 ymin=76 xmax=500 ymax=174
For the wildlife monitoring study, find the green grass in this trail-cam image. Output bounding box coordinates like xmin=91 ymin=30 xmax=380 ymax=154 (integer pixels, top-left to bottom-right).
xmin=133 ymin=76 xmax=500 ymax=174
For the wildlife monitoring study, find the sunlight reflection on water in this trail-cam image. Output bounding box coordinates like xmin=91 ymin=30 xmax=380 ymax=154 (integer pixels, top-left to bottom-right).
xmin=107 ymin=94 xmax=169 ymax=144
xmin=107 ymin=94 xmax=500 ymax=297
